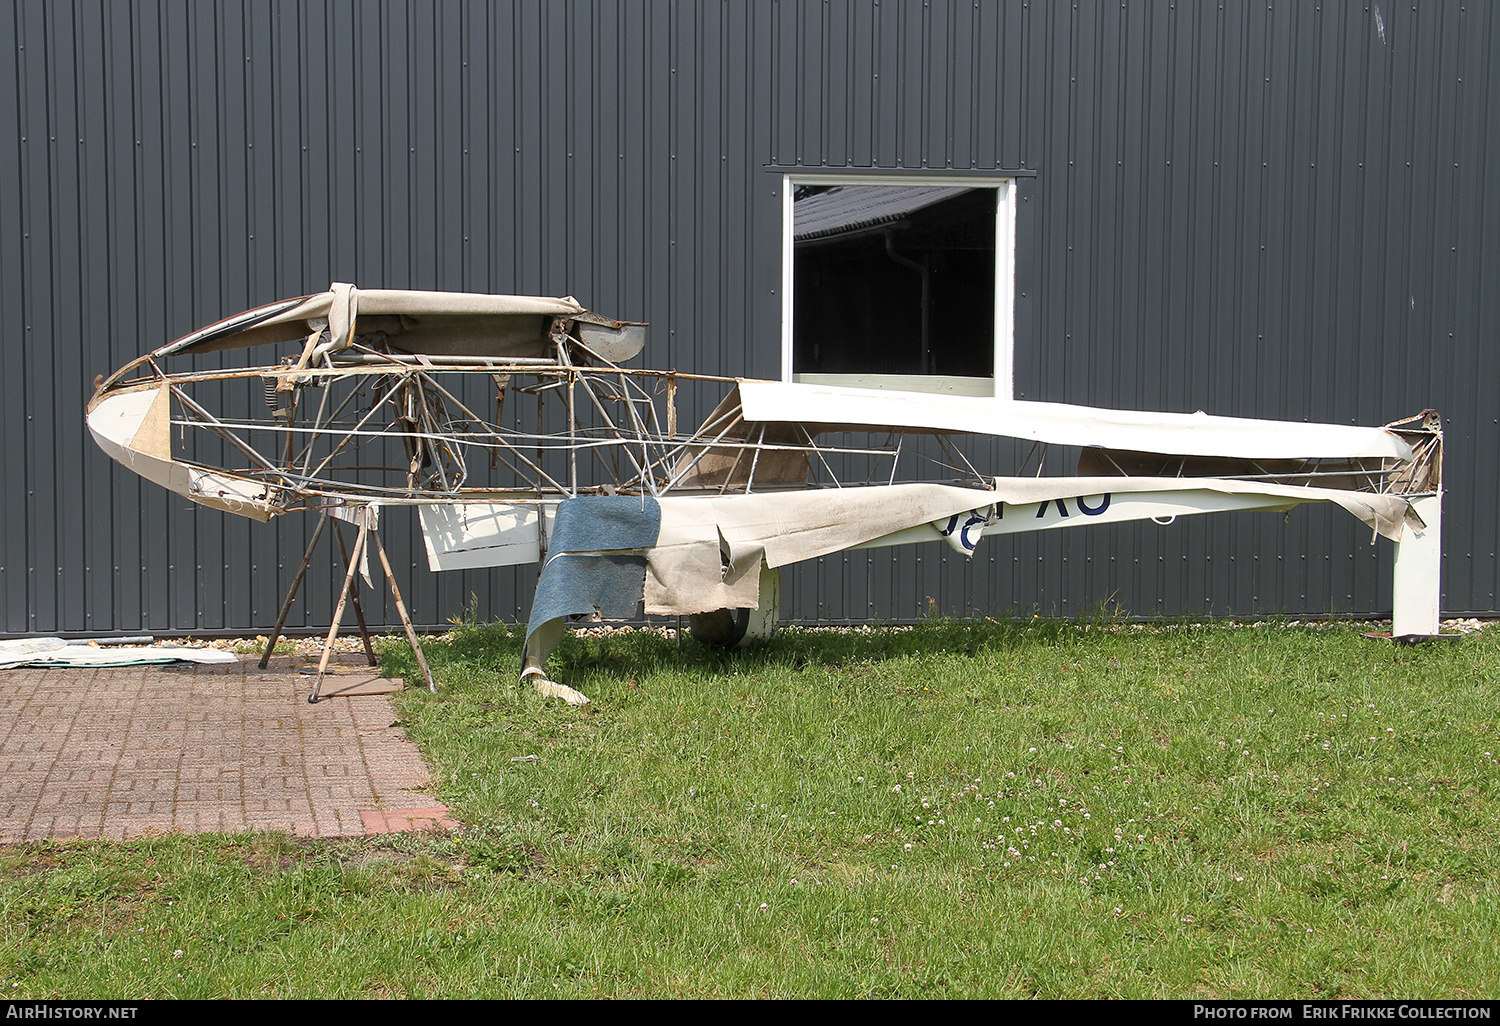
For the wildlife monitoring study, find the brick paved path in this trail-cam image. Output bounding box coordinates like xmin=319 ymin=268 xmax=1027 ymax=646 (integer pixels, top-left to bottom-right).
xmin=0 ymin=653 xmax=457 ymax=843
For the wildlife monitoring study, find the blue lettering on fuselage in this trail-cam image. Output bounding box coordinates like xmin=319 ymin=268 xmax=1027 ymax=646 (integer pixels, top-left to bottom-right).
xmin=1035 ymin=495 xmax=1111 ymax=519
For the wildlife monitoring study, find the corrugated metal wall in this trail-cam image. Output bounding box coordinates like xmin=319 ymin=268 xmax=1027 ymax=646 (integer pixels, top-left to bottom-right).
xmin=2 ymin=0 xmax=1495 ymax=636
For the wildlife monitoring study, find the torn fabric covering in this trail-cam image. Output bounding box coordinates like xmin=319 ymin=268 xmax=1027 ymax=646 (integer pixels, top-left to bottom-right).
xmin=645 ymin=498 xmax=764 ymax=615
xmin=646 ymin=484 xmax=1010 ymax=616
xmin=979 ymin=476 xmax=1414 ymax=541
xmin=522 ymin=496 xmax=662 ymax=674
xmin=936 ymin=507 xmax=997 ymax=555
xmin=706 ymin=483 xmax=1017 ymax=572
xmin=641 ymin=476 xmax=1410 ymax=619
xmin=153 ymin=286 xmax=586 ymax=359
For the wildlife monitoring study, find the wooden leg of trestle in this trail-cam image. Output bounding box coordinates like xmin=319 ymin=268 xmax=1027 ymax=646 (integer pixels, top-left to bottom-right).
xmin=331 ymin=522 xmax=379 ymax=667
xmin=370 ymin=528 xmax=436 ymax=692
xmin=309 ymin=522 xmax=368 ymax=704
xmin=259 ymin=512 xmax=328 ymax=670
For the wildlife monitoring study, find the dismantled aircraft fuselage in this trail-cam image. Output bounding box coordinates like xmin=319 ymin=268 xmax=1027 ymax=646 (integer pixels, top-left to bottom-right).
xmin=88 ymin=284 xmax=1444 ymax=701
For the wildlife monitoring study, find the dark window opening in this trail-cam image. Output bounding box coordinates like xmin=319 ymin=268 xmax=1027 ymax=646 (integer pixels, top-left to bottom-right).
xmin=792 ymin=185 xmax=997 ymax=380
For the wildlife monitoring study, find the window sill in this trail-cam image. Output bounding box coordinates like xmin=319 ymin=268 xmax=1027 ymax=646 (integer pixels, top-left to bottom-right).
xmin=792 ymin=372 xmax=997 ymax=398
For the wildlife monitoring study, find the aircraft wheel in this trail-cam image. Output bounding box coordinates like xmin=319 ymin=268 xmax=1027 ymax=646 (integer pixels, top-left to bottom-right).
xmin=688 ymin=607 xmax=755 ymax=648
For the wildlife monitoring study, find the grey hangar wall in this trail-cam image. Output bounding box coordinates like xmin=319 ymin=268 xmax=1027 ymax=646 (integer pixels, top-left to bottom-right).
xmin=2 ymin=0 xmax=1495 ymax=637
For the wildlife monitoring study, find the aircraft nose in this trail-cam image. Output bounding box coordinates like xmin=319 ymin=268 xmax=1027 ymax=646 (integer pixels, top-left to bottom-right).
xmin=87 ymin=384 xmax=172 ymax=469
xmin=87 ymin=383 xmax=276 ymax=522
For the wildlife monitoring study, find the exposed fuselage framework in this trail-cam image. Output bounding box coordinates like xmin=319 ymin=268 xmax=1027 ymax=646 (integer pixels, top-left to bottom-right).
xmin=88 ymin=285 xmax=1445 ymax=698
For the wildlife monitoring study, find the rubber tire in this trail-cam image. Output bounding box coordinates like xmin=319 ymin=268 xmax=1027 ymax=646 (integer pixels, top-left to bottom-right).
xmin=688 ymin=607 xmax=752 ymax=648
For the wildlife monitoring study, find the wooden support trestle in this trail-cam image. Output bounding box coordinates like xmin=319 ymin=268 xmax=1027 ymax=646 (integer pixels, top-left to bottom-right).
xmin=257 ymin=506 xmax=436 ymax=702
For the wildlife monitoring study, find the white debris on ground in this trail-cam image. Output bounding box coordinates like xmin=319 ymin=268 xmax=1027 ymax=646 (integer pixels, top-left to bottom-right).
xmin=0 ymin=633 xmax=380 ymax=670
xmin=0 ymin=637 xmax=240 ymax=669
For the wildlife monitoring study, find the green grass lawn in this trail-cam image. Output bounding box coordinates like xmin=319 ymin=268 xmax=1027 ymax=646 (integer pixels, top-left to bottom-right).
xmin=3 ymin=618 xmax=1498 ymax=998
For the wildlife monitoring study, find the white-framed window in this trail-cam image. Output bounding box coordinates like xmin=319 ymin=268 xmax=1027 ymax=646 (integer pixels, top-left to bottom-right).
xmin=781 ymin=173 xmax=1017 ymax=398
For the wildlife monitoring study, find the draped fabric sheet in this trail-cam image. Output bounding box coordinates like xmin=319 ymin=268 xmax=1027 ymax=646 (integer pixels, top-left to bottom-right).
xmin=524 ymin=484 xmax=1011 ymax=675
xmin=517 ymin=477 xmax=1417 ymax=678
xmin=521 ymin=496 xmax=661 ymax=674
